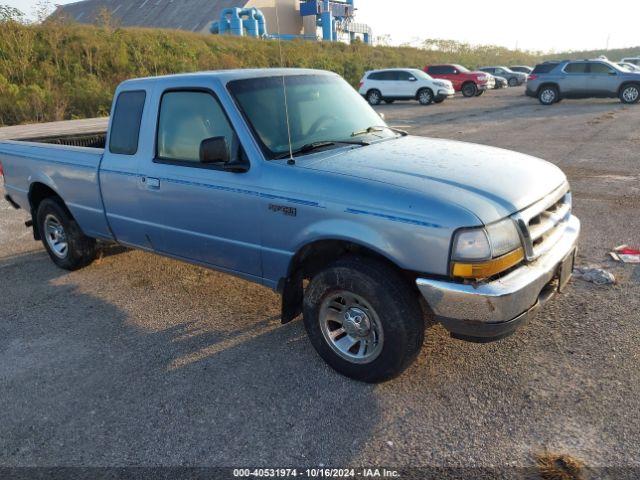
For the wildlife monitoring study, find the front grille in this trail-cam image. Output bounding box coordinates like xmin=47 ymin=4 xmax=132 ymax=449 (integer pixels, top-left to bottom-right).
xmin=513 ymin=185 xmax=572 ymax=262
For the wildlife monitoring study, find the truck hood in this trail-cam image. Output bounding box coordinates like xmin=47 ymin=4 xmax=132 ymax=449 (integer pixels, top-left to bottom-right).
xmin=299 ymin=136 xmax=566 ymax=224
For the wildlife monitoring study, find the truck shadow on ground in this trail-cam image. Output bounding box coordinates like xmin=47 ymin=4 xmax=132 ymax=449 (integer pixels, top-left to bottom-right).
xmin=0 ymin=248 xmax=610 ymax=469
xmin=0 ymin=250 xmax=383 ymax=466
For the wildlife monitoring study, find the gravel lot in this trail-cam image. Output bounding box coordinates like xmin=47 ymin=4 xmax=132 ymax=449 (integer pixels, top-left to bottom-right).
xmin=1 ymin=87 xmax=639 ymax=476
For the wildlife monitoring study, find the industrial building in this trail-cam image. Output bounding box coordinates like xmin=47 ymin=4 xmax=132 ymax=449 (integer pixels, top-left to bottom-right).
xmin=53 ymin=0 xmax=372 ymax=43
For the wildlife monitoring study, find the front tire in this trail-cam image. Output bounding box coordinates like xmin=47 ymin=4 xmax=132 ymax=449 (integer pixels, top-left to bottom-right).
xmin=461 ymin=82 xmax=478 ymax=97
xmin=366 ymin=89 xmax=382 ymax=105
xmin=417 ymin=88 xmax=434 ymax=105
xmin=475 ymin=90 xmax=485 ymax=97
xmin=433 ymin=97 xmax=446 ymax=103
xmin=36 ymin=197 xmax=97 ymax=270
xmin=303 ymin=256 xmax=425 ymax=383
xmin=508 ymin=77 xmax=518 ymax=87
xmin=619 ymin=84 xmax=640 ymax=104
xmin=538 ymin=85 xmax=558 ymax=105
xmin=384 ymin=100 xmax=395 ymax=104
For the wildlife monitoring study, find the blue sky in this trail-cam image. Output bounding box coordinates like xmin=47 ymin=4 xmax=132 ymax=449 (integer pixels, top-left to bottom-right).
xmin=6 ymin=0 xmax=640 ymax=52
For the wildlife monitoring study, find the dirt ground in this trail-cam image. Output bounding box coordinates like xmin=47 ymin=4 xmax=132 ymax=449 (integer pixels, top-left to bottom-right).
xmin=1 ymin=87 xmax=639 ymax=477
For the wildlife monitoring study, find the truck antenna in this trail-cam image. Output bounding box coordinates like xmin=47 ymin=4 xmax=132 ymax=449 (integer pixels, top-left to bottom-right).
xmin=275 ymin=2 xmax=295 ymax=165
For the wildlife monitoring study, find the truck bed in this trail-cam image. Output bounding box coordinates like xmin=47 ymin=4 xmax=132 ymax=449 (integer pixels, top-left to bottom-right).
xmin=0 ymin=128 xmax=113 ymax=241
xmin=0 ymin=117 xmax=108 ymax=141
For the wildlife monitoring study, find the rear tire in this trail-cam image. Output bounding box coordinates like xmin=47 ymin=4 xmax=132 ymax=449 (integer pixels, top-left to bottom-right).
xmin=36 ymin=197 xmax=96 ymax=271
xmin=619 ymin=83 xmax=640 ymax=104
xmin=461 ymin=82 xmax=478 ymax=97
xmin=538 ymin=85 xmax=558 ymax=105
xmin=366 ymin=90 xmax=382 ymax=105
xmin=303 ymin=256 xmax=425 ymax=383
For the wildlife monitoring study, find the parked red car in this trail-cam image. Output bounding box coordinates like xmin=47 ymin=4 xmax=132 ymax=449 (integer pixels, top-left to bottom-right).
xmin=424 ymin=64 xmax=495 ymax=97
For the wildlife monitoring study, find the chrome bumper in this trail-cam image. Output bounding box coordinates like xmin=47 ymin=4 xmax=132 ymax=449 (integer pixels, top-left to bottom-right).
xmin=416 ymin=215 xmax=580 ymax=339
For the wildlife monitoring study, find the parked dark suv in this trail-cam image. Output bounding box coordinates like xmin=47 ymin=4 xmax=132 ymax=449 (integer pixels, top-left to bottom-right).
xmin=526 ymin=60 xmax=640 ymax=105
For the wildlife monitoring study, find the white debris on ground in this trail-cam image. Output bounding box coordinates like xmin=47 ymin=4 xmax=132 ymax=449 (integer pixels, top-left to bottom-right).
xmin=609 ymin=245 xmax=640 ymax=264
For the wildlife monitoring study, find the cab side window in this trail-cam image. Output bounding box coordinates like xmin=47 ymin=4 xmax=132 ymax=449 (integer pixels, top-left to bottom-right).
xmin=109 ymin=90 xmax=146 ymax=155
xmin=156 ymin=90 xmax=238 ymax=164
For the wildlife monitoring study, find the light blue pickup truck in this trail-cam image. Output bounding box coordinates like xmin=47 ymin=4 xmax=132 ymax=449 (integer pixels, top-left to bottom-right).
xmin=0 ymin=69 xmax=580 ymax=382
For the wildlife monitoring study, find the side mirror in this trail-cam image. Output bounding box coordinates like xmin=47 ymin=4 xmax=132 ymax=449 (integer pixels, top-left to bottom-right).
xmin=408 ymin=76 xmax=417 ymax=82
xmin=200 ymin=136 xmax=229 ymax=164
xmin=452 ymin=70 xmax=459 ymax=75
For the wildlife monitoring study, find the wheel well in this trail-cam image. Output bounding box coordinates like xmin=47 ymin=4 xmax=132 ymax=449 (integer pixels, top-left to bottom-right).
xmin=416 ymin=87 xmax=433 ymax=98
xmin=536 ymin=82 xmax=559 ymax=96
xmin=619 ymin=81 xmax=640 ymax=94
xmin=462 ymin=81 xmax=476 ymax=87
xmin=28 ymin=183 xmax=63 ymax=240
xmin=366 ymin=88 xmax=381 ymax=96
xmin=289 ymin=240 xmax=398 ymax=281
xmin=279 ymin=240 xmax=416 ymax=325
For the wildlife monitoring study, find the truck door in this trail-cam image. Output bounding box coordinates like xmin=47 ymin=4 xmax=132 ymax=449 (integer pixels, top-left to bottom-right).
xmin=99 ymin=89 xmax=152 ymax=248
xmin=441 ymin=66 xmax=461 ymax=90
xmin=137 ymin=88 xmax=262 ymax=278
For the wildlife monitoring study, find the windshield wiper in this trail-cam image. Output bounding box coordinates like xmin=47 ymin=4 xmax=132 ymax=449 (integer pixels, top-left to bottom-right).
xmin=351 ymin=125 xmax=408 ymax=138
xmin=274 ymin=140 xmax=369 ymax=160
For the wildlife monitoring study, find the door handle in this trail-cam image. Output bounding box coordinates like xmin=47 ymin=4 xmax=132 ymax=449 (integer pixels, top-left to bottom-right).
xmin=142 ymin=176 xmax=160 ymax=190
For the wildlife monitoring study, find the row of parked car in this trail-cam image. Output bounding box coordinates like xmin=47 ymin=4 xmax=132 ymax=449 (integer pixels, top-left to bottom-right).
xmin=358 ymin=63 xmax=531 ymax=106
xmin=358 ymin=56 xmax=640 ymax=107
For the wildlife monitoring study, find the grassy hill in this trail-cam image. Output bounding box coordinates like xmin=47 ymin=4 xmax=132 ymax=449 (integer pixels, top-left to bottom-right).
xmin=0 ymin=20 xmax=638 ymax=126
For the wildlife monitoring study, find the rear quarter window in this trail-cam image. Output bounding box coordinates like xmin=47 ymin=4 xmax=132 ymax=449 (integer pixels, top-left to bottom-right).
xmin=532 ymin=63 xmax=559 ymax=74
xmin=109 ymin=90 xmax=146 ymax=155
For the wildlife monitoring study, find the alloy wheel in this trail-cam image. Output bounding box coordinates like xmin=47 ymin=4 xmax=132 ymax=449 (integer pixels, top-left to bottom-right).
xmin=319 ymin=291 xmax=384 ymax=364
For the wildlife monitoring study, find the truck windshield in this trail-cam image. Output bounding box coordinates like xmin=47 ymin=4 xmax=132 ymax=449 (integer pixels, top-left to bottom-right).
xmin=228 ymin=74 xmax=396 ymax=159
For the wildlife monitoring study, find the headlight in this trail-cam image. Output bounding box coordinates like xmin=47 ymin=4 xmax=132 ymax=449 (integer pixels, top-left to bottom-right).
xmin=451 ymin=219 xmax=524 ymax=280
xmin=451 ymin=229 xmax=491 ymax=261
xmin=433 ymin=81 xmax=448 ymax=88
xmin=486 ymin=218 xmax=522 ymax=257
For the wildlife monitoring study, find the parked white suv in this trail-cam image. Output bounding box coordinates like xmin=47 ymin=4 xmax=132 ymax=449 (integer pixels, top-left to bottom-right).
xmin=359 ymin=68 xmax=455 ymax=106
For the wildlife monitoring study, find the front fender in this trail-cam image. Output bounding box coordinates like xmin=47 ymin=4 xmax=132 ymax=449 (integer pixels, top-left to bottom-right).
xmin=261 ymin=211 xmax=455 ymax=288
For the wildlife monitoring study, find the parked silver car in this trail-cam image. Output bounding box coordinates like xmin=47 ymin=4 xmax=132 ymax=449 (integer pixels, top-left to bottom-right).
xmin=621 ymin=57 xmax=640 ymax=66
xmin=479 ymin=66 xmax=527 ymax=87
xmin=526 ymin=59 xmax=640 ymax=105
xmin=618 ymin=62 xmax=640 ymax=72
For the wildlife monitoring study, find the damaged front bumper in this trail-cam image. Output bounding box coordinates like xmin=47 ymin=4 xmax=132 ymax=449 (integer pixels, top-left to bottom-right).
xmin=416 ymin=215 xmax=580 ymax=342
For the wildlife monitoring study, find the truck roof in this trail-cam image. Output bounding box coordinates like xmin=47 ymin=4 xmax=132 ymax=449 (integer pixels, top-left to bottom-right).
xmin=119 ymin=68 xmax=336 ymax=89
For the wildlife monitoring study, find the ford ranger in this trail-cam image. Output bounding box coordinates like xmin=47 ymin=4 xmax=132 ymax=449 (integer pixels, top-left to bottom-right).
xmin=0 ymin=69 xmax=580 ymax=383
